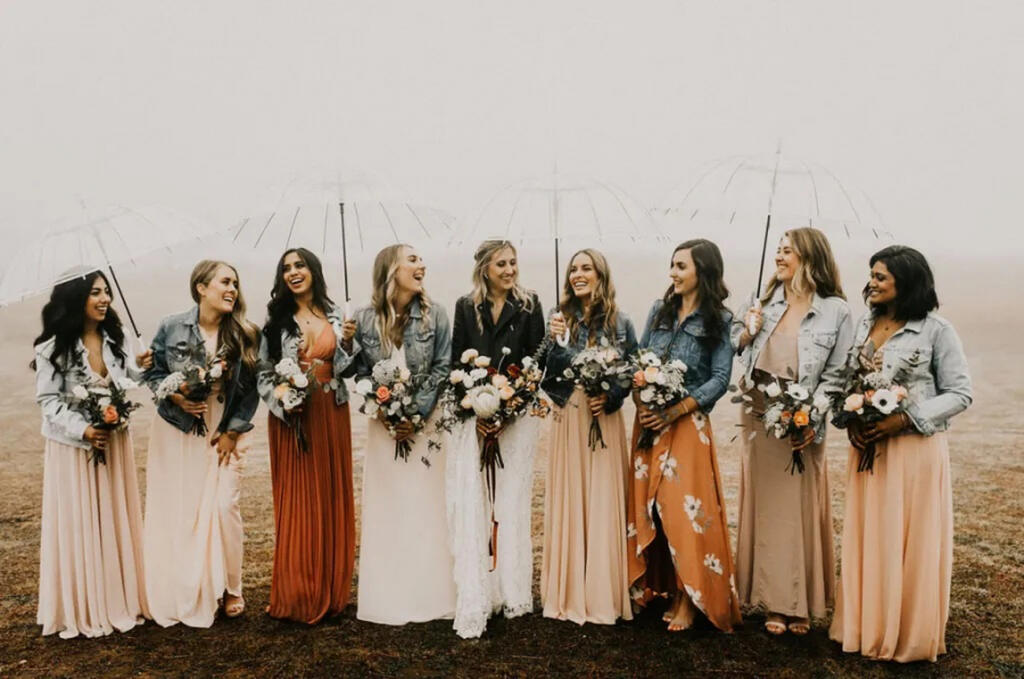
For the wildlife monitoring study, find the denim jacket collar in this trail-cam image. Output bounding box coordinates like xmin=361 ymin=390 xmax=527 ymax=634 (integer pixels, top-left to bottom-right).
xmin=765 ymin=284 xmax=824 ymax=318
xmin=406 ymin=297 xmax=424 ymax=320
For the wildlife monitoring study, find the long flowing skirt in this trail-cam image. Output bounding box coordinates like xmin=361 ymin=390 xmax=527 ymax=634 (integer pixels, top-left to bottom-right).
xmin=37 ymin=431 xmax=149 ymax=638
xmin=830 ymin=433 xmax=953 ymax=663
xmin=445 ymin=416 xmax=538 ymax=638
xmin=626 ymin=412 xmax=742 ymax=631
xmin=735 ymin=409 xmax=834 ymax=619
xmin=356 ymin=418 xmax=457 ymax=625
xmin=540 ymin=388 xmax=632 ymax=625
xmin=143 ymin=397 xmax=247 ymax=628
xmin=266 ymin=394 xmax=356 ymax=623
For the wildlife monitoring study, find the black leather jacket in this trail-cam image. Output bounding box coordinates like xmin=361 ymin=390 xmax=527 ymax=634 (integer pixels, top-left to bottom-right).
xmin=451 ymin=293 xmax=546 ymax=369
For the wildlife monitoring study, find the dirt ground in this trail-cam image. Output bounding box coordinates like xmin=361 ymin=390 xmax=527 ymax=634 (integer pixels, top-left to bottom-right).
xmin=0 ymin=258 xmax=1021 ymax=678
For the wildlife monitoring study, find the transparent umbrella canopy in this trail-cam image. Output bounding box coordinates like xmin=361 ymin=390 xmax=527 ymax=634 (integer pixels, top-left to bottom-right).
xmin=455 ymin=172 xmax=667 ymax=302
xmin=0 ymin=205 xmax=213 ymax=341
xmin=659 ymin=149 xmax=894 ymax=295
xmin=230 ymin=174 xmax=458 ymax=307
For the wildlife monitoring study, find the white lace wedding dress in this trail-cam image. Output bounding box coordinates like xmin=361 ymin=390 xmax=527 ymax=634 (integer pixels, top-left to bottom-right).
xmin=445 ymin=415 xmax=538 ymax=638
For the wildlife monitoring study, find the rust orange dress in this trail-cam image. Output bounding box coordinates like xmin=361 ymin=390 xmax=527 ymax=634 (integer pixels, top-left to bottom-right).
xmin=626 ymin=411 xmax=742 ymax=632
xmin=266 ymin=324 xmax=356 ymax=623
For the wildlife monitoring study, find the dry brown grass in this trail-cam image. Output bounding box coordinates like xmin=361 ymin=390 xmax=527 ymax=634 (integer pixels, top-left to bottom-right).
xmin=1 ymin=259 xmax=1022 ymax=677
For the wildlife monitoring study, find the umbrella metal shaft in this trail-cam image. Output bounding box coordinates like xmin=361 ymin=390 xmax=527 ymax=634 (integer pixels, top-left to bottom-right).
xmin=107 ymin=265 xmax=141 ymax=338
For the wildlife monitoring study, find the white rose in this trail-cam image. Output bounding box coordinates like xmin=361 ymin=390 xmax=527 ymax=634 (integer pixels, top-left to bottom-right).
xmin=399 ymin=367 xmax=411 ymax=382
xmin=282 ymin=388 xmax=304 ymax=410
xmin=292 ymin=373 xmax=309 ymax=389
xmin=461 ymin=373 xmax=476 ymax=388
xmin=764 ymin=382 xmax=783 ymax=398
xmin=72 ymin=385 xmax=89 ymax=400
xmin=275 ymin=358 xmax=301 ymax=377
xmin=97 ymin=397 xmax=111 ymax=408
xmin=474 ymin=355 xmax=491 ymax=368
xmin=469 ymin=368 xmax=488 ymax=382
xmin=640 ymin=387 xmax=655 ymax=403
xmin=522 ymin=356 xmax=535 ymax=370
xmin=785 ymin=383 xmax=810 ymax=402
xmin=354 ymin=379 xmax=373 ymax=396
xmin=208 ymin=362 xmax=223 ymax=380
xmin=668 ymin=359 xmax=687 ymax=372
xmin=363 ymin=400 xmax=379 ymax=417
xmin=449 ymin=369 xmax=467 ymax=385
xmin=460 ymin=348 xmax=479 ymax=364
xmin=491 ymin=374 xmax=509 ymax=389
xmin=468 ymin=385 xmax=501 ymax=419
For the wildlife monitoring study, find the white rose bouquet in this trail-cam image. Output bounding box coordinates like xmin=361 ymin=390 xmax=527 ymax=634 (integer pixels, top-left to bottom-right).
xmin=560 ymin=337 xmax=633 ymax=450
xmin=355 ymin=358 xmax=424 ymax=463
xmin=628 ymin=349 xmax=689 ymax=450
xmin=268 ymin=357 xmax=322 ymax=452
xmin=69 ymin=375 xmax=143 ymax=465
xmin=154 ymin=350 xmax=228 ymax=437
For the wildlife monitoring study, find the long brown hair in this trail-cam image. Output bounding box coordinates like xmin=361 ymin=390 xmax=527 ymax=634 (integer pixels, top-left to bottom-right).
xmin=189 ymin=260 xmax=260 ymax=369
xmin=469 ymin=240 xmax=535 ymax=332
xmin=760 ymin=227 xmax=845 ymax=304
xmin=558 ymin=248 xmax=620 ymax=345
xmin=370 ymin=244 xmax=431 ymax=354
xmin=653 ymin=239 xmax=730 ymax=348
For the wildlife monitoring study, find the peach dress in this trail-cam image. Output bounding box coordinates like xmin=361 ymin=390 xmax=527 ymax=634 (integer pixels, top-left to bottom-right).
xmin=266 ymin=324 xmax=356 ymax=623
xmin=541 ymin=387 xmax=633 ymax=625
xmin=144 ymin=333 xmax=248 ymax=628
xmin=37 ymin=375 xmax=149 ymax=639
xmin=830 ymin=346 xmax=954 ymax=662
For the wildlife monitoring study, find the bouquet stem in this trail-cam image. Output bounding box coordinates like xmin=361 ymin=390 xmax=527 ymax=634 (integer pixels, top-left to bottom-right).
xmin=290 ymin=414 xmax=309 ymax=453
xmin=588 ymin=417 xmax=606 ymax=451
xmin=787 ymin=448 xmax=805 ymax=475
xmin=636 ymin=427 xmax=657 ymax=451
xmin=857 ymin=442 xmax=878 ymax=473
xmin=394 ymin=438 xmax=413 ymax=462
xmin=480 ymin=430 xmax=505 ymax=571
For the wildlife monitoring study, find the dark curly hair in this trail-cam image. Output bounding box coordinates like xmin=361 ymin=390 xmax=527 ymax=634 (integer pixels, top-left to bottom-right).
xmin=263 ymin=248 xmax=335 ymax=361
xmin=863 ymin=245 xmax=939 ymax=321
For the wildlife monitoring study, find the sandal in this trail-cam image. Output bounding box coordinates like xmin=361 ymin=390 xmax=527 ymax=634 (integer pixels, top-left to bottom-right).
xmin=787 ymin=618 xmax=810 ymax=636
xmin=224 ymin=594 xmax=245 ymax=618
xmin=764 ymin=614 xmax=787 ymax=635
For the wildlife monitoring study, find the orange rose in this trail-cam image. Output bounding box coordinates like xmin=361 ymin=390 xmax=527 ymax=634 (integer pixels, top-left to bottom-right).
xmin=793 ymin=410 xmax=810 ymax=427
xmin=633 ymin=369 xmax=647 ymax=387
xmin=102 ymin=404 xmax=119 ymax=424
xmin=780 ymin=410 xmax=792 ymax=423
xmin=376 ymin=386 xmax=391 ymax=403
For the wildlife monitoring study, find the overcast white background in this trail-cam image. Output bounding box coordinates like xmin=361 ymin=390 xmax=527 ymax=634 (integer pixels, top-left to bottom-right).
xmin=1 ymin=0 xmax=1022 ymax=260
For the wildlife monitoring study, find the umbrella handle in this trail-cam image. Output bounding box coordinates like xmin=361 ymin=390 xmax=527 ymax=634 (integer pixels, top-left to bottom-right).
xmin=746 ymin=298 xmax=762 ymax=338
xmin=134 ymin=334 xmax=149 ymax=356
xmin=552 ymin=311 xmax=570 ymax=348
xmin=343 ymin=300 xmax=352 ymax=321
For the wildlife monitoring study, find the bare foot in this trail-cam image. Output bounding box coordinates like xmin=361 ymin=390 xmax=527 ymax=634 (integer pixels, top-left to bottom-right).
xmin=787 ymin=617 xmax=810 ymax=635
xmin=764 ymin=613 xmax=786 ymax=635
xmin=662 ymin=596 xmax=681 ymax=622
xmin=666 ymin=593 xmax=697 ymax=632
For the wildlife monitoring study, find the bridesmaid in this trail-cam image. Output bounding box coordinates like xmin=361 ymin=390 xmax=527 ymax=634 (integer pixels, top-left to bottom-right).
xmin=257 ymin=248 xmax=358 ymax=623
xmin=541 ymin=248 xmax=637 ymax=625
xmin=447 ymin=240 xmax=545 ymax=638
xmin=732 ymin=227 xmax=853 ymax=635
xmin=348 ymin=243 xmax=457 ymax=625
xmin=32 ymin=269 xmax=152 ymax=638
xmin=143 ymin=259 xmax=261 ymax=627
xmin=830 ymin=246 xmax=971 ymax=663
xmin=626 ymin=240 xmax=742 ymax=632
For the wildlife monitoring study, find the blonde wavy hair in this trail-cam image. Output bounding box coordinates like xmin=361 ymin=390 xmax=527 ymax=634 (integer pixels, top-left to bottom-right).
xmin=469 ymin=240 xmax=535 ymax=332
xmin=189 ymin=259 xmax=260 ymax=369
xmin=760 ymin=227 xmax=845 ymax=304
xmin=371 ymin=244 xmax=432 ymax=354
xmin=558 ymin=248 xmax=620 ymax=345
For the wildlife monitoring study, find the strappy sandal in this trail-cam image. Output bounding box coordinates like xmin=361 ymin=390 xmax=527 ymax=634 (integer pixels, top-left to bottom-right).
xmin=224 ymin=594 xmax=245 ymax=618
xmin=764 ymin=614 xmax=787 ymax=635
xmin=787 ymin=618 xmax=810 ymax=635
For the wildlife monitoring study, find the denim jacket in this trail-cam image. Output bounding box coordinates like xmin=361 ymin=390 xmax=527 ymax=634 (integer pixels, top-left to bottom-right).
xmin=344 ymin=298 xmax=451 ymax=419
xmin=257 ymin=303 xmax=358 ymax=421
xmin=640 ymin=300 xmax=734 ymax=413
xmin=541 ymin=306 xmax=638 ymax=412
xmin=35 ymin=332 xmax=144 ymax=449
xmin=732 ymin=287 xmax=854 ymax=442
xmin=144 ymin=307 xmax=260 ymax=434
xmin=849 ymin=310 xmax=972 ymax=436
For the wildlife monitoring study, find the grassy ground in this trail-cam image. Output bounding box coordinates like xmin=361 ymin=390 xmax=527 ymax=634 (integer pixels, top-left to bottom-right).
xmin=1 ymin=285 xmax=1022 ymax=678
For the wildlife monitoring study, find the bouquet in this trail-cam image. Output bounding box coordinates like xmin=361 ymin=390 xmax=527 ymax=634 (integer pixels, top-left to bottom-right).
xmin=70 ymin=376 xmax=143 ymax=465
xmin=268 ymin=357 xmax=322 ymax=452
xmin=560 ymin=337 xmax=633 ymax=450
xmin=748 ymin=372 xmax=831 ymax=474
xmin=355 ymin=358 xmax=424 ymax=463
xmin=831 ymin=345 xmax=914 ymax=473
xmin=629 ymin=349 xmax=689 ymax=450
xmin=155 ymin=352 xmax=228 ymax=436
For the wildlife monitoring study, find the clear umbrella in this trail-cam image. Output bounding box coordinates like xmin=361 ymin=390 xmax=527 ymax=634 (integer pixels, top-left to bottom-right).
xmin=230 ymin=174 xmax=458 ymax=315
xmin=0 ymin=204 xmax=213 ymax=344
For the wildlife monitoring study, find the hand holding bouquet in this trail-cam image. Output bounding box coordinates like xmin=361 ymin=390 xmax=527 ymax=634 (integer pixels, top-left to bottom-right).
xmin=749 ymin=376 xmax=831 ymax=474
xmin=355 ymin=358 xmax=424 ymax=463
xmin=70 ymin=377 xmax=142 ymax=464
xmin=269 ymin=357 xmax=321 ymax=452
xmin=629 ymin=349 xmax=689 ymax=450
xmin=831 ymin=368 xmax=910 ymax=473
xmin=560 ymin=338 xmax=632 ymax=450
xmin=155 ymin=354 xmax=227 ymax=436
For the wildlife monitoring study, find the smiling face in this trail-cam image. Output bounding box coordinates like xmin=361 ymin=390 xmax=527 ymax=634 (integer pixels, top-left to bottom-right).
xmin=669 ymin=248 xmax=699 ymax=296
xmin=867 ymin=260 xmax=898 ymax=306
xmin=393 ymin=246 xmax=426 ymax=295
xmin=196 ymin=264 xmax=239 ymax=316
xmin=486 ymin=246 xmax=517 ymax=294
xmin=568 ymin=252 xmax=599 ymax=301
xmin=774 ymin=235 xmax=801 ymax=283
xmin=281 ymin=251 xmax=312 ymax=297
xmin=84 ymin=275 xmax=112 ymax=324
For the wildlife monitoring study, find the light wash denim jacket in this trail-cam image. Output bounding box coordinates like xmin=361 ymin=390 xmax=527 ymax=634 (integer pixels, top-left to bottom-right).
xmin=257 ymin=303 xmax=358 ymax=421
xmin=144 ymin=307 xmax=260 ymax=435
xmin=731 ymin=287 xmax=854 ymax=441
xmin=849 ymin=310 xmax=972 ymax=436
xmin=640 ymin=300 xmax=734 ymax=413
xmin=541 ymin=306 xmax=639 ymax=412
xmin=34 ymin=332 xmax=144 ymax=449
xmin=344 ymin=298 xmax=451 ymax=419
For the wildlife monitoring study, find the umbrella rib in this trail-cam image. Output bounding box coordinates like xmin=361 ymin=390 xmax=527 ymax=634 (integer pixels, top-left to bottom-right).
xmin=582 ymin=187 xmax=604 ymax=240
xmin=379 ymin=202 xmax=399 ymax=242
xmin=253 ymin=211 xmax=277 ymax=248
xmin=406 ymin=203 xmax=430 ymax=238
xmin=595 ymin=179 xmax=651 ymax=240
xmin=721 ymin=156 xmax=750 ymax=194
xmin=322 ymin=204 xmax=329 ymax=254
xmin=230 ymin=217 xmax=251 ymax=243
xmin=817 ymin=163 xmax=863 ymax=224
xmin=797 ymin=159 xmax=822 ymax=218
xmin=670 ymin=155 xmax=738 ymax=211
xmin=285 ymin=205 xmax=300 ymax=250
xmin=352 ymin=203 xmax=365 ymax=251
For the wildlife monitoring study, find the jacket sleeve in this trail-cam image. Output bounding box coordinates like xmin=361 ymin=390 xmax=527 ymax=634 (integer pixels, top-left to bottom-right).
xmin=415 ymin=306 xmax=452 ymax=418
xmin=143 ymin=318 xmax=171 ymax=398
xmin=451 ymin=297 xmax=469 ymax=363
xmin=35 ymin=347 xmax=90 ymax=443
xmin=256 ymin=330 xmax=286 ymax=422
xmin=730 ymin=294 xmax=754 ymax=355
xmin=810 ymin=303 xmax=855 ymax=443
xmin=525 ymin=295 xmax=546 ymax=360
xmin=223 ymin=357 xmax=260 ymax=434
xmin=541 ymin=307 xmax=572 ymax=398
xmin=341 ymin=311 xmax=369 ymax=380
xmin=906 ymin=322 xmax=973 ymax=435
xmin=605 ymin=316 xmax=638 ymax=414
xmin=121 ymin=337 xmax=146 ymax=382
xmin=639 ymin=301 xmax=659 ymax=349
xmin=688 ymin=314 xmax=735 ymax=412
